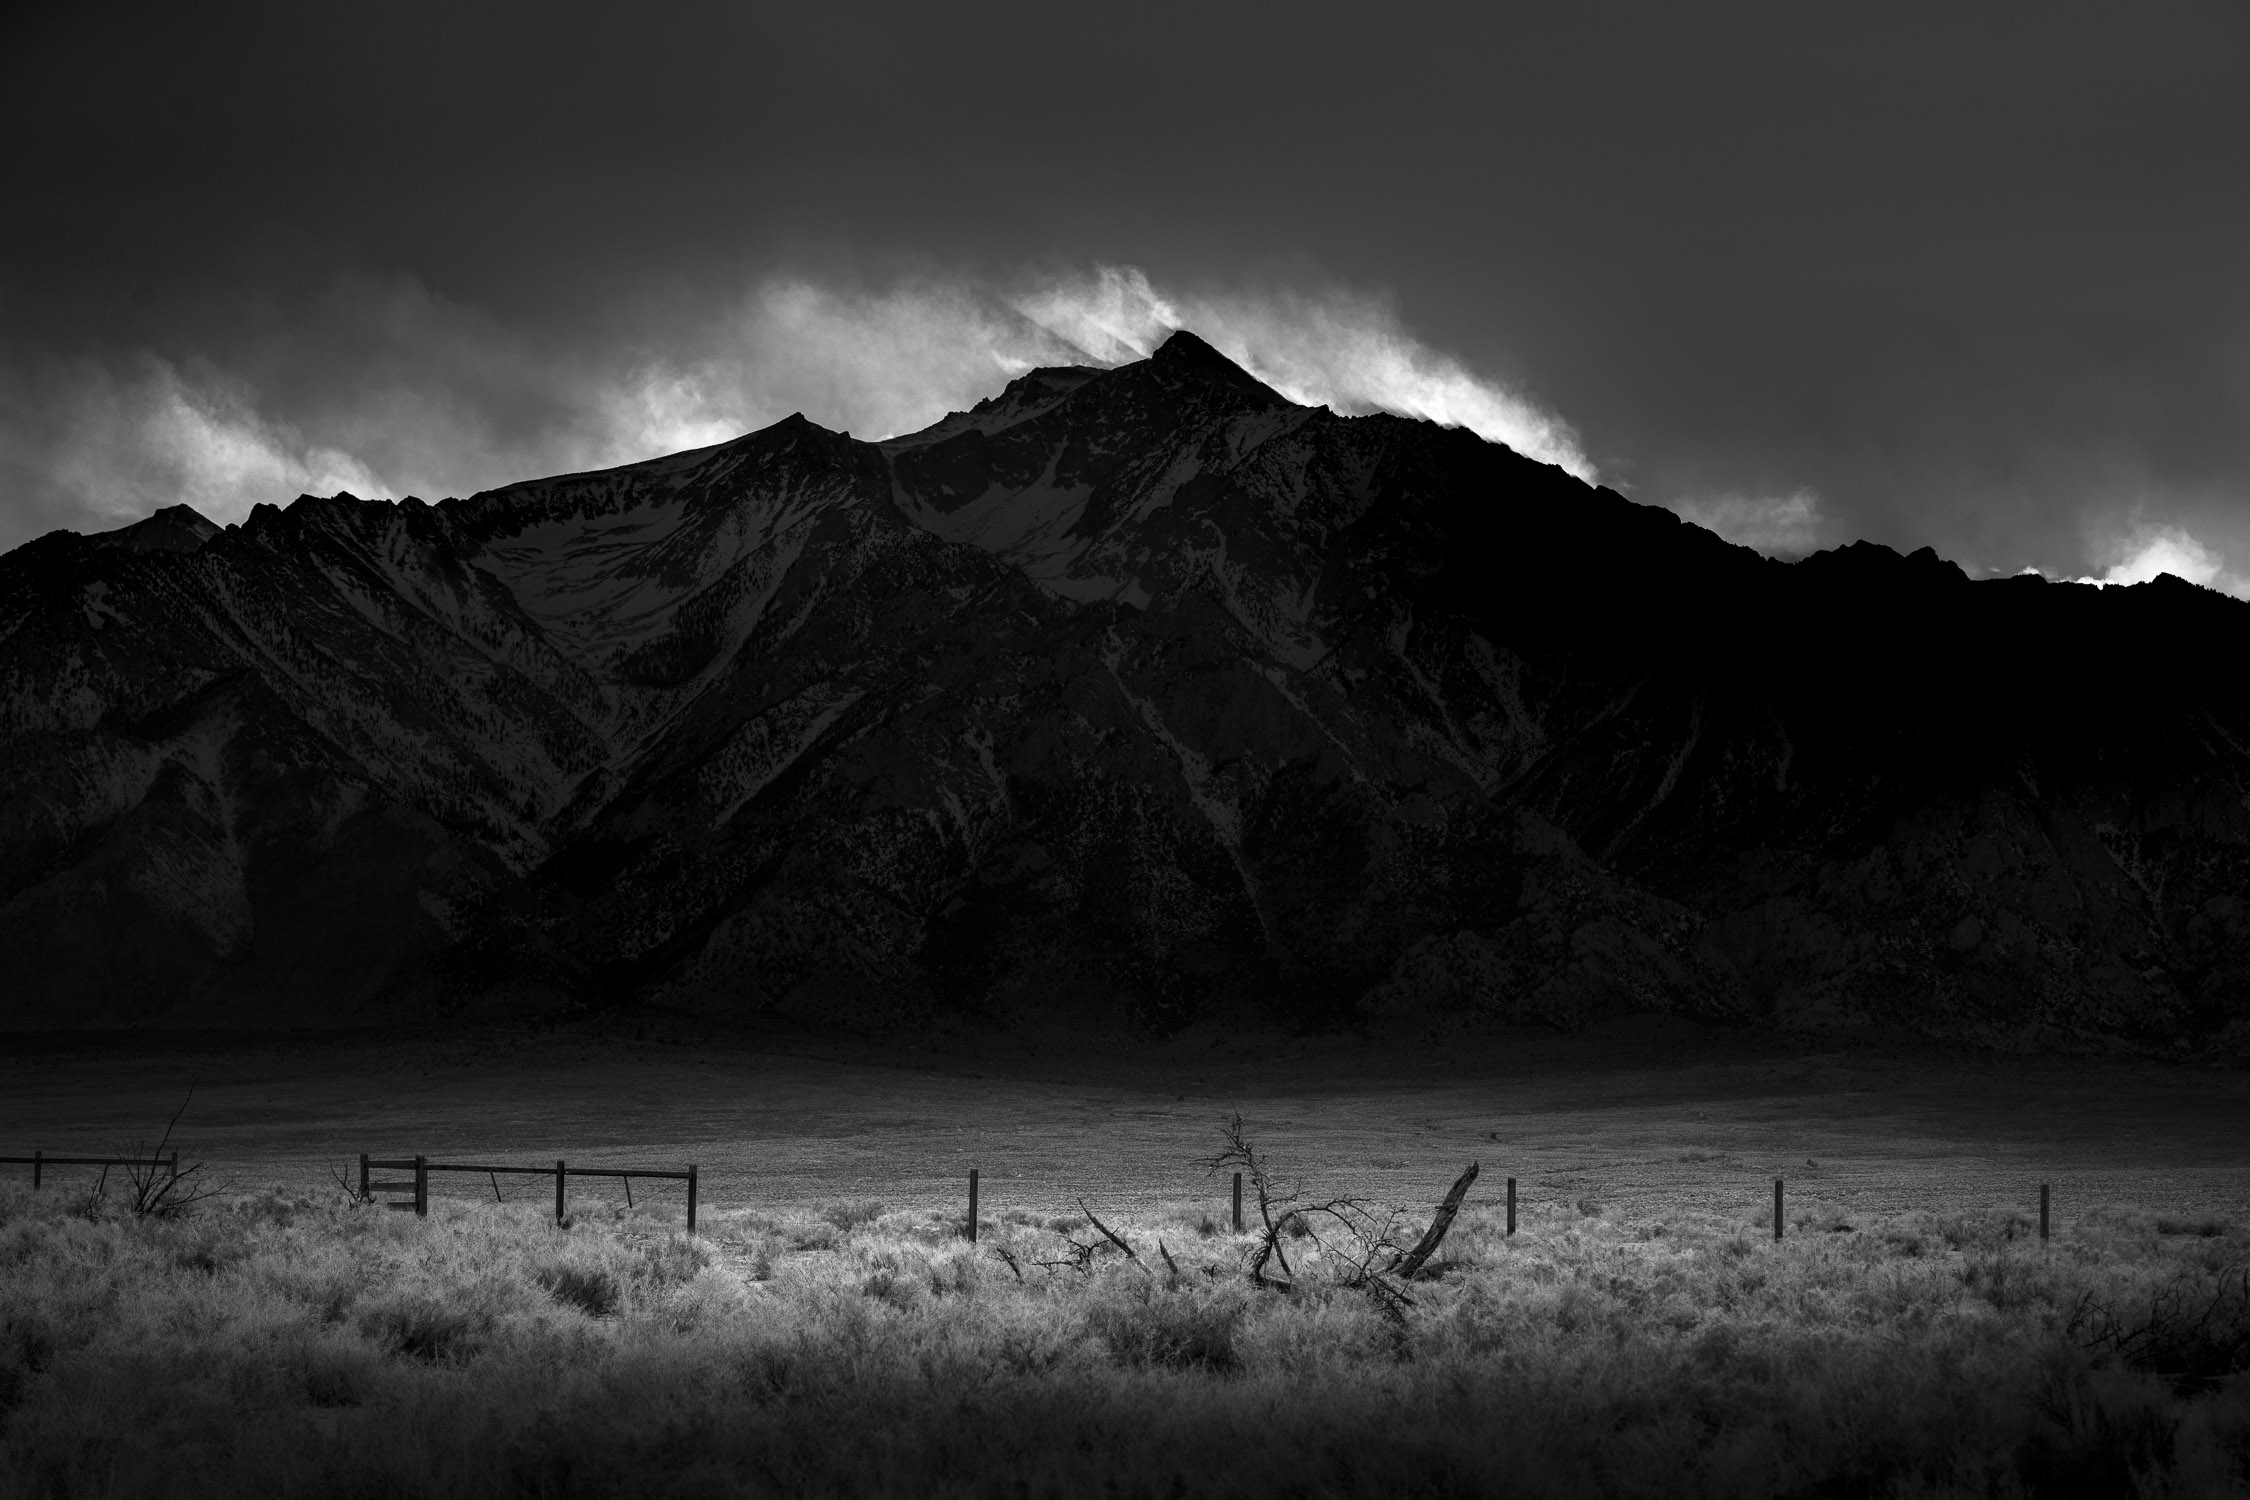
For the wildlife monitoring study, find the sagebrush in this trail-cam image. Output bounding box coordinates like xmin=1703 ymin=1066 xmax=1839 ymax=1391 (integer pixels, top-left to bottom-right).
xmin=3 ymin=1180 xmax=2249 ymax=1496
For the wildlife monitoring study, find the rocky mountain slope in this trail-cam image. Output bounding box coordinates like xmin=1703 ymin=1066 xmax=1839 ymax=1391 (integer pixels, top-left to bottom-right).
xmin=4 ymin=331 xmax=2246 ymax=1047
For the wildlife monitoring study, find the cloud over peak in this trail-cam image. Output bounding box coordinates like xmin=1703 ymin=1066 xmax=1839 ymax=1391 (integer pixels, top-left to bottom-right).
xmin=0 ymin=263 xmax=1594 ymax=553
xmin=1667 ymin=490 xmax=1826 ymax=558
xmin=2086 ymin=523 xmax=2250 ymax=599
xmin=1010 ymin=268 xmax=1596 ymax=479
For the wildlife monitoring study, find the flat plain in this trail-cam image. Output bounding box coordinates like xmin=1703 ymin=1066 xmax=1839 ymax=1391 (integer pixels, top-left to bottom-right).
xmin=4 ymin=1015 xmax=2246 ymax=1230
xmin=9 ymin=1018 xmax=2250 ymax=1497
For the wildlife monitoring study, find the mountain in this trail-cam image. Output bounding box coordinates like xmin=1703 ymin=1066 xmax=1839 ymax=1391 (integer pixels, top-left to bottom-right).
xmin=4 ymin=331 xmax=2247 ymax=1048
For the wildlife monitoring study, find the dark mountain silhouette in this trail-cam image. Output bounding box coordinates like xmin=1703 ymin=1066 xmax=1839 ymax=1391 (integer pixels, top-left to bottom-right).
xmin=4 ymin=330 xmax=2246 ymax=1048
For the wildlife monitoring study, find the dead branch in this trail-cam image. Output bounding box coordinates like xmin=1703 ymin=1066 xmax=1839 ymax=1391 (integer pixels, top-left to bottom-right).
xmin=991 ymin=1247 xmax=1027 ymax=1284
xmin=127 ymin=1158 xmax=222 ymax=1218
xmin=152 ymin=1082 xmax=196 ymax=1159
xmin=1206 ymin=1113 xmax=1328 ymax=1290
xmin=1078 ymin=1198 xmax=1150 ymax=1273
xmin=1159 ymin=1239 xmax=1182 ymax=1285
xmin=1204 ymin=1115 xmax=1298 ymax=1225
xmin=1205 ymin=1116 xmax=1441 ymax=1319
xmin=1249 ymin=1212 xmax=1294 ymax=1288
xmin=2069 ymin=1262 xmax=2250 ymax=1378
xmin=327 ymin=1159 xmax=372 ymax=1204
xmin=1028 ymin=1233 xmax=1103 ymax=1275
xmin=122 ymin=1086 xmax=221 ymax=1218
xmin=1389 ymin=1161 xmax=1480 ymax=1279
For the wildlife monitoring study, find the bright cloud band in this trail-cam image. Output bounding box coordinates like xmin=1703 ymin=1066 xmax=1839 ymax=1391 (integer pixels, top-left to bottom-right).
xmin=3 ymin=264 xmax=1591 ymax=549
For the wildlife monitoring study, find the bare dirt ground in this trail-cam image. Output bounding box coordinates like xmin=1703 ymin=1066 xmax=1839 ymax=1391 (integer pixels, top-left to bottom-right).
xmin=3 ymin=1015 xmax=2246 ymax=1233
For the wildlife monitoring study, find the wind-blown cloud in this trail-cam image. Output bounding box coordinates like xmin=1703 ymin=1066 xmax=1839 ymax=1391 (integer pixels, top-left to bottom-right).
xmin=14 ymin=270 xmax=2235 ymax=604
xmin=2083 ymin=523 xmax=2250 ymax=598
xmin=599 ymin=266 xmax=1595 ymax=477
xmin=605 ymin=277 xmax=1092 ymax=454
xmin=1667 ymin=490 xmax=1826 ymax=558
xmin=0 ymin=263 xmax=1592 ymax=551
xmin=1009 ymin=267 xmax=1595 ymax=479
xmin=3 ymin=355 xmax=390 ymax=537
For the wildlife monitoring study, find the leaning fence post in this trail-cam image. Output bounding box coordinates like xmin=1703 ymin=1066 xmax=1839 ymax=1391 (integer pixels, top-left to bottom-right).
xmin=967 ymin=1168 xmax=980 ymax=1243
xmin=358 ymin=1152 xmax=368 ymax=1201
xmin=555 ymin=1160 xmax=566 ymax=1225
xmin=1773 ymin=1178 xmax=1784 ymax=1241
xmin=414 ymin=1155 xmax=427 ymax=1218
xmin=1232 ymin=1171 xmax=1243 ymax=1233
xmin=687 ymin=1165 xmax=698 ymax=1233
xmin=1506 ymin=1177 xmax=1517 ymax=1237
xmin=2040 ymin=1183 xmax=2050 ymax=1242
xmin=31 ymin=1150 xmax=40 ymax=1190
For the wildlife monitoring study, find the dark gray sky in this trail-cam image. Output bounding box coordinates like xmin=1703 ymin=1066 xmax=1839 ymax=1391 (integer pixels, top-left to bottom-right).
xmin=4 ymin=0 xmax=2246 ymax=588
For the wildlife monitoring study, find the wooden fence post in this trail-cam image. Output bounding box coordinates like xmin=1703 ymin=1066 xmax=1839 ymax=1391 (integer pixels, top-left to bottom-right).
xmin=414 ymin=1155 xmax=427 ymax=1218
xmin=555 ymin=1160 xmax=566 ymax=1225
xmin=967 ymin=1168 xmax=979 ymax=1243
xmin=687 ymin=1165 xmax=698 ymax=1233
xmin=1506 ymin=1177 xmax=1517 ymax=1237
xmin=1232 ymin=1171 xmax=1243 ymax=1233
xmin=358 ymin=1153 xmax=368 ymax=1200
xmin=31 ymin=1150 xmax=40 ymax=1190
xmin=1773 ymin=1178 xmax=1784 ymax=1242
xmin=2040 ymin=1183 xmax=2050 ymax=1242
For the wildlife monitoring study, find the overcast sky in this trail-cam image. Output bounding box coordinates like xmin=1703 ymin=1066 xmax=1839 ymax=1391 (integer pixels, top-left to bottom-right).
xmin=4 ymin=1 xmax=2246 ymax=590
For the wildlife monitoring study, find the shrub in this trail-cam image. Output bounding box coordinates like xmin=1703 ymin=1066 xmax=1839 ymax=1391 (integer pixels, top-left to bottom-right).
xmin=2157 ymin=1216 xmax=2229 ymax=1238
xmin=290 ymin=1335 xmax=383 ymax=1407
xmin=634 ymin=1234 xmax=711 ymax=1289
xmin=353 ymin=1291 xmax=491 ymax=1363
xmin=785 ymin=1219 xmax=842 ymax=1252
xmin=821 ymin=1200 xmax=887 ymax=1233
xmin=536 ymin=1262 xmax=623 ymax=1317
xmin=2 ymin=1184 xmax=2249 ymax=1496
xmin=1082 ymin=1276 xmax=1248 ymax=1372
xmin=859 ymin=1251 xmax=929 ymax=1313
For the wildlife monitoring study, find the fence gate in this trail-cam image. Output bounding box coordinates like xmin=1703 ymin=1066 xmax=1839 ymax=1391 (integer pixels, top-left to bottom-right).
xmin=360 ymin=1155 xmax=426 ymax=1214
xmin=358 ymin=1153 xmax=697 ymax=1229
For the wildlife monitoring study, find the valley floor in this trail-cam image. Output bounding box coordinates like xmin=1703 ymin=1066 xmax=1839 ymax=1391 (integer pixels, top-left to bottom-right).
xmin=1 ymin=1015 xmax=2245 ymax=1230
xmin=5 ymin=1020 xmax=2250 ymax=1496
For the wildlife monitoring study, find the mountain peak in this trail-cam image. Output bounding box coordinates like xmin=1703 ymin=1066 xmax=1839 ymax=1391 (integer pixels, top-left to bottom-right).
xmin=880 ymin=365 xmax=1104 ymax=449
xmin=7 ymin=325 xmax=2249 ymax=1053
xmin=1144 ymin=328 xmax=1286 ymax=404
xmin=1148 ymin=327 xmax=1229 ymax=369
xmin=95 ymin=503 xmax=221 ymax=554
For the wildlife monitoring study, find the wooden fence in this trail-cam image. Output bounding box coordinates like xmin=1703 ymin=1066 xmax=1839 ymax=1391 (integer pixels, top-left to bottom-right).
xmin=359 ymin=1154 xmax=698 ymax=1231
xmin=6 ymin=1150 xmax=2067 ymax=1247
xmin=960 ymin=1170 xmax=2056 ymax=1244
xmin=1 ymin=1152 xmax=178 ymax=1187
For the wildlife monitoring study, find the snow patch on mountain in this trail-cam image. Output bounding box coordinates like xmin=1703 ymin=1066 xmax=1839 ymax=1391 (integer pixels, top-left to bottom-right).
xmin=476 ymin=499 xmax=695 ymax=664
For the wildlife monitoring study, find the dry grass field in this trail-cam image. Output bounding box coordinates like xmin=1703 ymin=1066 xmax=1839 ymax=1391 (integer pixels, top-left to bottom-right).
xmin=4 ymin=1018 xmax=2250 ymax=1496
